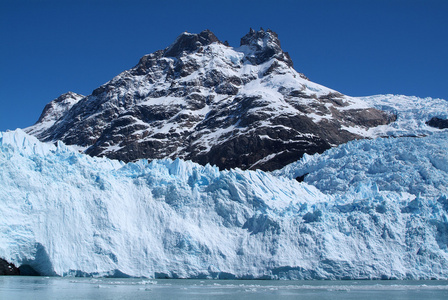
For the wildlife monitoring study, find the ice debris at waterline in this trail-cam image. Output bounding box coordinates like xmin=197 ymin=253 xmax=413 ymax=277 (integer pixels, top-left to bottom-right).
xmin=1 ymin=129 xmax=448 ymax=279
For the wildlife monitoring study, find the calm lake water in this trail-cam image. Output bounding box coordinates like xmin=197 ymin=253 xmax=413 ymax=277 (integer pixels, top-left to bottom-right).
xmin=0 ymin=276 xmax=447 ymax=300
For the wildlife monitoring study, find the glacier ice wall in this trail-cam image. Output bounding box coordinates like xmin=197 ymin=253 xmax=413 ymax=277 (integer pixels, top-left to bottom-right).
xmin=1 ymin=129 xmax=448 ymax=279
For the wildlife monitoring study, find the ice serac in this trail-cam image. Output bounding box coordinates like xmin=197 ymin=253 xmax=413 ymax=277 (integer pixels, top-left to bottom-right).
xmin=25 ymin=29 xmax=394 ymax=171
xmin=1 ymin=129 xmax=448 ymax=279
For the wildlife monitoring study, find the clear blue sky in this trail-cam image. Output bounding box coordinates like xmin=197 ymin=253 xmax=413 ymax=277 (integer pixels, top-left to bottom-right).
xmin=1 ymin=0 xmax=447 ymax=131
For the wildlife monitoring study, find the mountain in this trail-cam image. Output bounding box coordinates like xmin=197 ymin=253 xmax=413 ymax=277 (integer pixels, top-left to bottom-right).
xmin=25 ymin=29 xmax=395 ymax=171
xmin=1 ymin=129 xmax=447 ymax=279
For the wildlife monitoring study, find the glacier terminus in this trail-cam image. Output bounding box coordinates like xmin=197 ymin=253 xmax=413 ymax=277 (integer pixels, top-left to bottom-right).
xmin=1 ymin=128 xmax=448 ymax=279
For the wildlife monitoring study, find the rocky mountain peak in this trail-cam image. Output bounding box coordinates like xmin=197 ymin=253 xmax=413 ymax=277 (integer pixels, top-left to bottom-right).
xmin=240 ymin=28 xmax=293 ymax=67
xmin=164 ymin=29 xmax=221 ymax=58
xmin=240 ymin=28 xmax=281 ymax=48
xmin=36 ymin=92 xmax=84 ymax=124
xmin=27 ymin=91 xmax=85 ymax=138
xmin=53 ymin=91 xmax=82 ymax=103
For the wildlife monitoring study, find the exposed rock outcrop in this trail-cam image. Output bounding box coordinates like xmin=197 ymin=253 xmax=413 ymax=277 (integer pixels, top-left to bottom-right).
xmin=427 ymin=117 xmax=448 ymax=129
xmin=0 ymin=258 xmax=20 ymax=275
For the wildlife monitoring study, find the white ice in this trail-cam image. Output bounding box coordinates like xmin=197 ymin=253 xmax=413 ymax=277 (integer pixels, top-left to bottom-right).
xmin=1 ymin=128 xmax=448 ymax=279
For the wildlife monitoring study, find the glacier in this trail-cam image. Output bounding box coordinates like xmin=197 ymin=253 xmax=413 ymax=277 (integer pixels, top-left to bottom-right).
xmin=1 ymin=127 xmax=448 ymax=279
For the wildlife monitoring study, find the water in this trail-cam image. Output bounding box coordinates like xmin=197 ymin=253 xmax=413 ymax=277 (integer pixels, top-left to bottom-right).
xmin=0 ymin=277 xmax=447 ymax=300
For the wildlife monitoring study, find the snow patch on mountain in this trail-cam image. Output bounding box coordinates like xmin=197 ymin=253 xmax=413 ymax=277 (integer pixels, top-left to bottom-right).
xmin=1 ymin=129 xmax=447 ymax=279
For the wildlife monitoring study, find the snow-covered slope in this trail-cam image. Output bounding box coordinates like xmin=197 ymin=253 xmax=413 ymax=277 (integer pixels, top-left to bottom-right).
xmin=1 ymin=129 xmax=447 ymax=279
xmin=25 ymin=29 xmax=394 ymax=171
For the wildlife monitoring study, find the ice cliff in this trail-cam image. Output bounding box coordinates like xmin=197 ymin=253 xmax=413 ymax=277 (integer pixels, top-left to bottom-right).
xmin=1 ymin=128 xmax=448 ymax=279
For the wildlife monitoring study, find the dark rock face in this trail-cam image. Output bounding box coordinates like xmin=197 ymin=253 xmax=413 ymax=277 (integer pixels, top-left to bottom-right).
xmin=26 ymin=29 xmax=395 ymax=171
xmin=296 ymin=173 xmax=308 ymax=183
xmin=164 ymin=29 xmax=221 ymax=58
xmin=426 ymin=117 xmax=448 ymax=129
xmin=240 ymin=28 xmax=294 ymax=67
xmin=0 ymin=258 xmax=20 ymax=275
